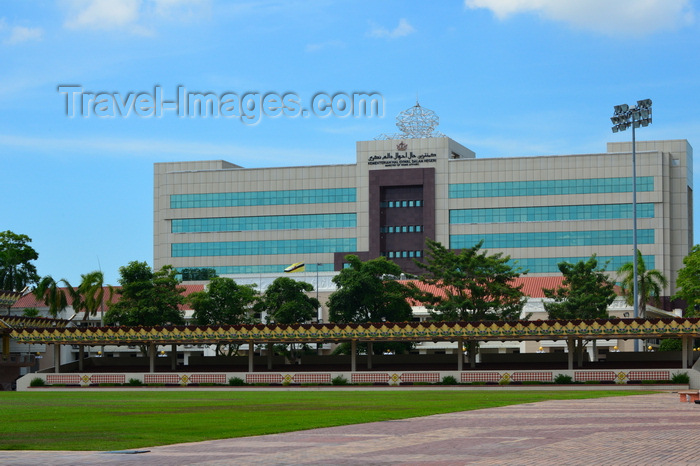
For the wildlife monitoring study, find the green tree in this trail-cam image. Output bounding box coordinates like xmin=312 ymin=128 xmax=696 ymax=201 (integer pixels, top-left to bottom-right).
xmin=33 ymin=275 xmax=69 ymax=317
xmin=543 ymin=256 xmax=617 ymax=366
xmin=257 ymin=277 xmax=319 ymax=325
xmin=256 ymin=277 xmax=320 ymax=362
xmin=104 ymin=261 xmax=185 ymax=327
xmin=618 ymin=250 xmax=668 ymax=318
xmin=189 ymin=277 xmax=258 ymax=356
xmin=0 ymin=231 xmax=39 ymax=292
xmin=543 ymin=255 xmax=617 ymax=320
xmin=658 ymin=339 xmax=683 ymax=352
xmin=674 ymin=245 xmax=700 ymax=317
xmin=67 ymin=271 xmax=113 ymax=322
xmin=22 ymin=307 xmax=39 ymax=318
xmin=189 ymin=277 xmax=258 ymax=326
xmin=414 ymin=239 xmax=525 ymax=321
xmin=328 ymin=255 xmax=413 ymax=324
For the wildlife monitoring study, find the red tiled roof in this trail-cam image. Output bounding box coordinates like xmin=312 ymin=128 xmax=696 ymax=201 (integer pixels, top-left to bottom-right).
xmin=13 ymin=284 xmax=205 ymax=310
xmin=401 ymin=276 xmax=569 ymax=303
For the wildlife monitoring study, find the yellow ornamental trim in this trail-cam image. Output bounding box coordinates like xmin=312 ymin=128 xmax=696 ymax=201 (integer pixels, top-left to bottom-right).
xmin=6 ymin=318 xmax=700 ymax=345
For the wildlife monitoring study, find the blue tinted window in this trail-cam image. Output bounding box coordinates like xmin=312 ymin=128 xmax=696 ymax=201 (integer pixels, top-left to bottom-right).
xmin=171 ymin=188 xmax=356 ymax=209
xmin=449 ymin=177 xmax=654 ymax=198
xmin=172 ymin=238 xmax=357 ymax=257
xmin=450 ymin=204 xmax=654 ymax=224
xmin=450 ymin=229 xmax=654 ymax=249
xmin=505 ymin=256 xmax=654 ymax=274
xmin=177 ymin=263 xmax=334 ymax=275
xmin=172 ymin=213 xmax=357 ymax=233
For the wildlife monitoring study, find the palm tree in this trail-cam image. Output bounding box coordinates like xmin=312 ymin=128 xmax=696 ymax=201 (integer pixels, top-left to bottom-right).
xmin=618 ymin=250 xmax=668 ymax=318
xmin=66 ymin=271 xmax=112 ymax=322
xmin=33 ymin=275 xmax=69 ymax=318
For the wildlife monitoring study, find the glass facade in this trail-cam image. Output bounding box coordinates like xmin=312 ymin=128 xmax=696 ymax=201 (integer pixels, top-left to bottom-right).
xmin=451 ymin=229 xmax=654 ymax=249
xmin=450 ymin=203 xmax=654 ymax=224
xmin=172 ymin=213 xmax=357 ymax=233
xmin=449 ymin=177 xmax=654 ymax=198
xmin=510 ymin=255 xmax=655 ymax=274
xmin=177 ymin=263 xmax=334 ymax=275
xmin=171 ymin=187 xmax=356 ymax=209
xmin=172 ymin=238 xmax=357 ymax=257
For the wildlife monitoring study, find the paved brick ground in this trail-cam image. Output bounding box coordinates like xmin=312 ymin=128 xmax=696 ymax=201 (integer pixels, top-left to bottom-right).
xmin=2 ymin=392 xmax=699 ymax=465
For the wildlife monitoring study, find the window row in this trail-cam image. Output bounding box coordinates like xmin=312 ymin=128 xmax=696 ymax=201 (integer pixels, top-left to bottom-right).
xmin=450 ymin=229 xmax=654 ymax=249
xmin=380 ymin=225 xmax=423 ymax=234
xmin=510 ymin=255 xmax=654 ymax=274
xmin=177 ymin=263 xmax=333 ymax=275
xmin=172 ymin=213 xmax=357 ymax=233
xmin=172 ymin=238 xmax=357 ymax=257
xmin=448 ymin=177 xmax=654 ymax=199
xmin=450 ymin=203 xmax=654 ymax=224
xmin=379 ymin=200 xmax=423 ymax=208
xmin=383 ymin=250 xmax=423 ymax=259
xmin=170 ymin=188 xmax=356 ymax=209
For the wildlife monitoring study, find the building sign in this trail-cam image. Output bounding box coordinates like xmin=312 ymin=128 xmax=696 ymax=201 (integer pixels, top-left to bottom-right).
xmin=368 ymin=151 xmax=438 ymax=167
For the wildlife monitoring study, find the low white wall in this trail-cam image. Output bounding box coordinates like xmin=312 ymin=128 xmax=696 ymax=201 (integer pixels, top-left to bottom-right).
xmin=16 ymin=367 xmax=698 ymax=391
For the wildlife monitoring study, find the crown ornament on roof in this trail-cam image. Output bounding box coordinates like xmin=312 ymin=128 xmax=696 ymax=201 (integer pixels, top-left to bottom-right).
xmin=376 ymin=101 xmax=445 ymax=140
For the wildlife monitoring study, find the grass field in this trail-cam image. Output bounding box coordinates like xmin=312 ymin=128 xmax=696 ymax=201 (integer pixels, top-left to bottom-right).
xmin=0 ymin=389 xmax=651 ymax=451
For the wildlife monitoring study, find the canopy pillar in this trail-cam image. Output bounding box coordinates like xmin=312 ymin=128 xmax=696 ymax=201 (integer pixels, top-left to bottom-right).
xmin=78 ymin=346 xmax=84 ymax=371
xmin=577 ymin=338 xmax=584 ymax=368
xmin=267 ymin=343 xmax=273 ymax=370
xmin=248 ymin=341 xmax=254 ymax=373
xmin=171 ymin=344 xmax=177 ymax=371
xmin=350 ymin=340 xmax=357 ymax=372
xmin=53 ymin=343 xmax=61 ymax=373
xmin=149 ymin=342 xmax=156 ymax=373
xmin=2 ymin=334 xmax=9 ymax=359
xmin=457 ymin=338 xmax=463 ymax=372
xmin=567 ymin=337 xmax=574 ymax=371
xmin=469 ymin=340 xmax=477 ymax=369
xmin=367 ymin=341 xmax=373 ymax=370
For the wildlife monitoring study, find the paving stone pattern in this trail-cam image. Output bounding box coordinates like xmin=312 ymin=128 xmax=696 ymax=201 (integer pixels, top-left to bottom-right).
xmin=2 ymin=392 xmax=699 ymax=465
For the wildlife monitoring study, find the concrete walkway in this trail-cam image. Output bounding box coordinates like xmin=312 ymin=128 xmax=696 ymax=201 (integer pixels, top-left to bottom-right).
xmin=2 ymin=392 xmax=699 ymax=465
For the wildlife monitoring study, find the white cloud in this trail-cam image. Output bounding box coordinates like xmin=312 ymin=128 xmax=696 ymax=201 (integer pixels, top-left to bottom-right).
xmin=0 ymin=19 xmax=44 ymax=45
xmin=4 ymin=26 xmax=44 ymax=44
xmin=62 ymin=0 xmax=210 ymax=35
xmin=150 ymin=0 xmax=211 ymax=19
xmin=368 ymin=18 xmax=415 ymax=39
xmin=465 ymin=0 xmax=695 ymax=35
xmin=305 ymin=39 xmax=344 ymax=53
xmin=64 ymin=0 xmax=142 ymax=30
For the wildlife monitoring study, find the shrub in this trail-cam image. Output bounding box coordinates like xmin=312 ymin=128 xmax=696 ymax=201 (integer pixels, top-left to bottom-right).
xmin=331 ymin=375 xmax=349 ymax=385
xmin=441 ymin=375 xmax=458 ymax=385
xmin=29 ymin=377 xmax=46 ymax=387
xmin=554 ymin=374 xmax=573 ymax=384
xmin=672 ymin=372 xmax=690 ymax=384
xmin=127 ymin=378 xmax=144 ymax=386
xmin=228 ymin=377 xmax=246 ymax=386
xmin=659 ymin=339 xmax=682 ymax=352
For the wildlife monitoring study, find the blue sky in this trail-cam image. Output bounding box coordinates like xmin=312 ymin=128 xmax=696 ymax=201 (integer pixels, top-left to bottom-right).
xmin=2 ymin=0 xmax=699 ymax=286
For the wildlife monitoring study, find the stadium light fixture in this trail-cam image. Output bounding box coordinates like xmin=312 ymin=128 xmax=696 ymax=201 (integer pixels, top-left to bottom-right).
xmin=611 ymin=99 xmax=653 ymax=352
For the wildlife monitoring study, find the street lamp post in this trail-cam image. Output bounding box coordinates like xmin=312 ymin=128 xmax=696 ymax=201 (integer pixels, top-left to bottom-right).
xmin=316 ymin=263 xmax=322 ymax=321
xmin=611 ymin=99 xmax=652 ymax=352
